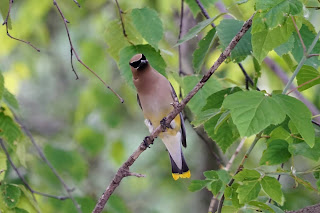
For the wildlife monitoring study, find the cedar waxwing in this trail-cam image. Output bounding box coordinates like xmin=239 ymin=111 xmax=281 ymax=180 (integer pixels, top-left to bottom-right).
xmin=129 ymin=53 xmax=190 ymax=180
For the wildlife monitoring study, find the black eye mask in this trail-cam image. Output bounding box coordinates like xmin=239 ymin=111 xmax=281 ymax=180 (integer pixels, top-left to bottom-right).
xmin=129 ymin=54 xmax=147 ymax=69
xmin=129 ymin=60 xmax=141 ymax=68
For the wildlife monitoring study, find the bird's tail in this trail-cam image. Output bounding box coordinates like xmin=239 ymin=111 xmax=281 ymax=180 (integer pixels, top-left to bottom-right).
xmin=169 ymin=151 xmax=191 ymax=180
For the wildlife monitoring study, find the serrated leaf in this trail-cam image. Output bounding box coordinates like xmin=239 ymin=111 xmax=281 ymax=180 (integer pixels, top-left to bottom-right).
xmin=118 ymin=44 xmax=166 ymax=87
xmin=202 ymin=87 xmax=242 ymax=111
xmin=0 ymin=112 xmax=21 ymax=145
xmin=260 ymin=139 xmax=291 ymax=165
xmin=0 ymin=152 xmax=7 ymax=181
xmin=233 ymin=169 xmax=261 ymax=182
xmin=1 ymin=184 xmax=21 ymax=209
xmin=255 ymin=0 xmax=303 ymax=29
xmin=191 ymin=108 xmax=221 ymax=127
xmin=204 ymin=170 xmax=219 ymax=180
xmin=291 ymin=25 xmax=320 ymax=68
xmin=105 ymin=16 xmax=143 ymax=60
xmin=0 ymin=71 xmax=4 ymax=100
xmin=223 ymin=91 xmax=286 ymax=137
xmin=175 ymin=13 xmax=225 ymax=47
xmin=193 ymin=28 xmax=216 ymax=73
xmin=210 ymin=180 xmax=223 ymax=195
xmin=261 ymin=176 xmax=285 ymax=205
xmin=182 ymin=75 xmax=222 ymax=116
xmin=248 ymin=201 xmax=275 ymax=213
xmin=3 ymin=88 xmax=19 ymax=111
xmin=216 ymin=19 xmax=252 ymax=62
xmin=204 ymin=114 xmax=239 ymax=153
xmin=274 ymin=94 xmax=315 ymax=147
xmin=236 ymin=180 xmax=261 ymax=204
xmin=275 ymin=35 xmax=295 ymax=56
xmin=188 ymin=180 xmax=211 ymax=192
xmin=252 ymin=18 xmax=295 ymax=63
xmin=288 ymin=138 xmax=320 ymax=161
xmin=131 ymin=8 xmax=163 ymax=49
xmin=296 ymin=65 xmax=320 ymax=92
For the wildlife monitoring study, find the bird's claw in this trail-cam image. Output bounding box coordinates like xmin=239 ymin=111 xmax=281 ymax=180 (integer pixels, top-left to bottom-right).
xmin=143 ymin=136 xmax=153 ymax=148
xmin=160 ymin=117 xmax=171 ymax=129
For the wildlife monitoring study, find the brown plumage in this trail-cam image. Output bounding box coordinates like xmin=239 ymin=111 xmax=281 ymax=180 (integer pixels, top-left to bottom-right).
xmin=129 ymin=53 xmax=190 ymax=180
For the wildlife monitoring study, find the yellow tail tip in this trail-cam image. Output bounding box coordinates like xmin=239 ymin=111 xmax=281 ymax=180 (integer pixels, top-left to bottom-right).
xmin=172 ymin=170 xmax=191 ymax=180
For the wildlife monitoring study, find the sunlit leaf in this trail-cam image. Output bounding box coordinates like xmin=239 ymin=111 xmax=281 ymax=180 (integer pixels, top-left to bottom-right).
xmin=131 ymin=8 xmax=163 ymax=49
xmin=18 ymin=185 xmax=40 ymax=213
xmin=236 ymin=180 xmax=261 ymax=204
xmin=0 ymin=152 xmax=7 ymax=181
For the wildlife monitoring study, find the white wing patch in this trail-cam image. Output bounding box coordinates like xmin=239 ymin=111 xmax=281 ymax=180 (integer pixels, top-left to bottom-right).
xmin=144 ymin=119 xmax=154 ymax=133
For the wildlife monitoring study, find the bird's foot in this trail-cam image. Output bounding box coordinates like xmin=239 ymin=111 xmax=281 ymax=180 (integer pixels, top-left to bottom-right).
xmin=160 ymin=117 xmax=172 ymax=129
xmin=143 ymin=136 xmax=153 ymax=148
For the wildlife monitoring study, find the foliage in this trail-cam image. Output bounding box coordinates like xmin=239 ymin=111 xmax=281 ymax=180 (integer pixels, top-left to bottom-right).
xmin=0 ymin=0 xmax=320 ymax=212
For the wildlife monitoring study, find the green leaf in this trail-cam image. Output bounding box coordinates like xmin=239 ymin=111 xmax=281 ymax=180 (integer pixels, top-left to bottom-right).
xmin=1 ymin=184 xmax=21 ymax=209
xmin=216 ymin=19 xmax=252 ymax=62
xmin=3 ymin=88 xmax=19 ymax=111
xmin=203 ymin=170 xmax=219 ymax=180
xmin=291 ymin=175 xmax=317 ymax=192
xmin=193 ymin=28 xmax=216 ymax=73
xmin=110 ymin=140 xmax=125 ymax=165
xmin=236 ymin=180 xmax=261 ymax=204
xmin=223 ymin=91 xmax=286 ymax=137
xmin=105 ymin=16 xmax=143 ymax=60
xmin=291 ymin=25 xmax=320 ymax=68
xmin=233 ymin=169 xmax=261 ymax=182
xmin=252 ymin=17 xmax=294 ymax=63
xmin=182 ymin=75 xmax=222 ymax=116
xmin=191 ymin=108 xmax=221 ymax=127
xmin=184 ymin=0 xmax=217 ymax=17
xmin=268 ymin=204 xmax=286 ymax=213
xmin=118 ymin=44 xmax=166 ymax=87
xmin=188 ymin=180 xmax=211 ymax=192
xmin=274 ymin=94 xmax=315 ymax=147
xmin=260 ymin=139 xmax=291 ymax=165
xmin=255 ymin=0 xmax=302 ymax=29
xmin=268 ymin=126 xmax=292 ymax=142
xmin=131 ymin=8 xmax=163 ymax=49
xmin=0 ymin=0 xmax=12 ymax=29
xmin=248 ymin=201 xmax=275 ymax=213
xmin=0 ymin=152 xmax=7 ymax=181
xmin=202 ymin=87 xmax=242 ymax=111
xmin=289 ymin=138 xmax=320 ymax=161
xmin=210 ymin=180 xmax=223 ymax=195
xmin=0 ymin=71 xmax=4 ymax=100
xmin=217 ymin=170 xmax=232 ymax=184
xmin=17 ymin=185 xmax=40 ymax=213
xmin=296 ymin=65 xmax=320 ymax=92
xmin=0 ymin=112 xmax=21 ymax=145
xmin=14 ymin=208 xmax=29 ymax=213
xmin=175 ymin=13 xmax=224 ymax=47
xmin=204 ymin=114 xmax=239 ymax=153
xmin=74 ymin=126 xmax=105 ymax=157
xmin=275 ymin=35 xmax=295 ymax=56
xmin=261 ymin=176 xmax=285 ymax=205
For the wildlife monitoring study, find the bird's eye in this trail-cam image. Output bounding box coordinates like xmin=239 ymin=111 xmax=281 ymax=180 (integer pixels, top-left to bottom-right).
xmin=129 ymin=60 xmax=141 ymax=68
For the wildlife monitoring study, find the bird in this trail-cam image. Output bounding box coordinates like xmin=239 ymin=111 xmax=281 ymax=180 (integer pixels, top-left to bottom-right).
xmin=129 ymin=53 xmax=190 ymax=180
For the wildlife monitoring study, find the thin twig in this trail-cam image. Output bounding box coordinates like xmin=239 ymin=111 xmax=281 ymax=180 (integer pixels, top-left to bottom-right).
xmin=114 ymin=0 xmax=127 ymax=37
xmin=217 ymin=132 xmax=262 ymax=213
xmin=2 ymin=0 xmax=40 ymax=52
xmin=13 ymin=114 xmax=82 ymax=213
xmin=178 ymin=0 xmax=186 ymax=76
xmin=92 ymin=13 xmax=255 ymax=213
xmin=307 ymin=54 xmax=320 ymax=58
xmin=287 ymin=75 xmax=320 ymax=95
xmin=195 ymin=0 xmax=215 ymax=27
xmin=0 ymin=139 xmax=70 ymax=201
xmin=72 ymin=0 xmax=81 ymax=7
xmin=52 ymin=0 xmax=124 ymax=103
xmin=306 ymin=6 xmax=320 ymax=10
xmin=291 ymin=16 xmax=306 ymax=54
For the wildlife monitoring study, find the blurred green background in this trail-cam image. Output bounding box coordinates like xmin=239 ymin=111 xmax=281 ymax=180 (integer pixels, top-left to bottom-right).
xmin=1 ymin=0 xmax=320 ymax=212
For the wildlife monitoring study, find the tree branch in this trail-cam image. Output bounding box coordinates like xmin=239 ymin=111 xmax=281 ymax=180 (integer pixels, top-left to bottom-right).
xmin=2 ymin=0 xmax=40 ymax=52
xmin=114 ymin=0 xmax=127 ymax=37
xmin=287 ymin=75 xmax=320 ymax=95
xmin=13 ymin=114 xmax=82 ymax=213
xmin=178 ymin=0 xmax=186 ymax=76
xmin=291 ymin=16 xmax=306 ymax=54
xmin=287 ymin=203 xmax=320 ymax=213
xmin=92 ymin=13 xmax=255 ymax=213
xmin=0 ymin=139 xmax=69 ymax=201
xmin=52 ymin=0 xmax=124 ymax=103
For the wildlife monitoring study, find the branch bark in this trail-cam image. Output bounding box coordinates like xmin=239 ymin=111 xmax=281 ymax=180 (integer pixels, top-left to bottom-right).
xmin=92 ymin=13 xmax=255 ymax=213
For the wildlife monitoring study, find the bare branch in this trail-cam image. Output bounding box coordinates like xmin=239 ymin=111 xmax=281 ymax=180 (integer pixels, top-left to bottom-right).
xmin=291 ymin=16 xmax=306 ymax=54
xmin=195 ymin=0 xmax=215 ymax=27
xmin=225 ymin=137 xmax=246 ymax=171
xmin=13 ymin=114 xmax=82 ymax=213
xmin=92 ymin=13 xmax=255 ymax=213
xmin=287 ymin=203 xmax=320 ymax=213
xmin=178 ymin=0 xmax=187 ymax=76
xmin=0 ymin=139 xmax=69 ymax=201
xmin=72 ymin=0 xmax=81 ymax=8
xmin=287 ymin=75 xmax=320 ymax=95
xmin=2 ymin=0 xmax=40 ymax=52
xmin=307 ymin=53 xmax=320 ymax=58
xmin=114 ymin=0 xmax=127 ymax=37
xmin=53 ymin=0 xmax=124 ymax=103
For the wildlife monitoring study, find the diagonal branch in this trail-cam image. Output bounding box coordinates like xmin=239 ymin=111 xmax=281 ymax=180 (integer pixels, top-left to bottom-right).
xmin=13 ymin=114 xmax=82 ymax=213
xmin=2 ymin=0 xmax=40 ymax=52
xmin=291 ymin=16 xmax=306 ymax=54
xmin=0 ymin=139 xmax=69 ymax=201
xmin=52 ymin=0 xmax=124 ymax=103
xmin=92 ymin=13 xmax=255 ymax=213
xmin=114 ymin=0 xmax=127 ymax=37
